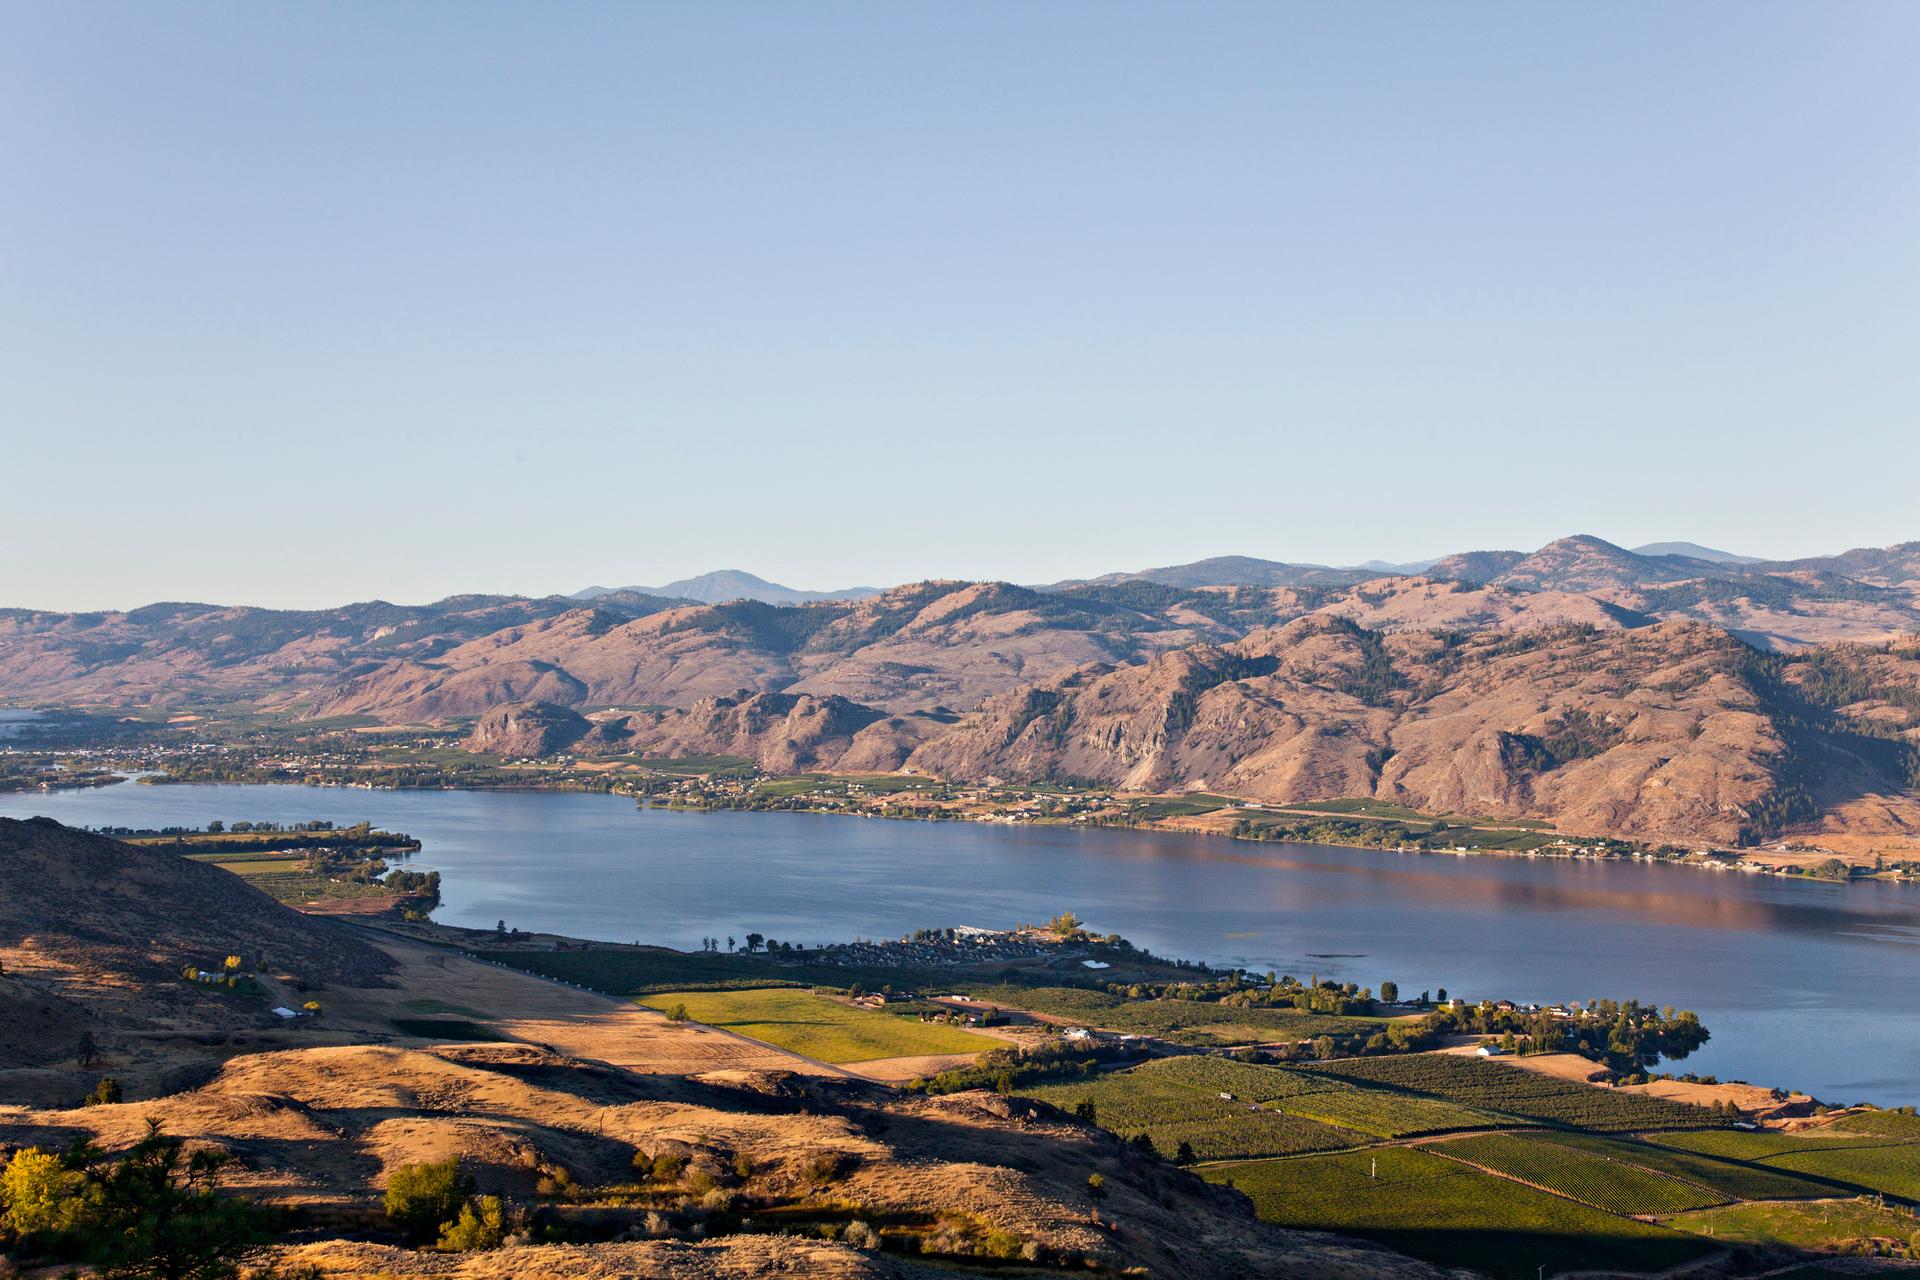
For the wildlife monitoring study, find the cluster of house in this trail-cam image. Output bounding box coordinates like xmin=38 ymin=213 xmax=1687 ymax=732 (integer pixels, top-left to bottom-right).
xmin=814 ymin=926 xmax=1062 ymax=969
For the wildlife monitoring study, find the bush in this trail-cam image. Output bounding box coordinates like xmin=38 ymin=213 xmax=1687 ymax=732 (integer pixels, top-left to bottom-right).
xmin=844 ymin=1219 xmax=881 ymax=1249
xmin=85 ymin=1076 xmax=122 ymax=1106
xmin=437 ymin=1194 xmax=507 ymax=1251
xmin=384 ymin=1159 xmax=476 ymax=1241
xmin=638 ymin=1150 xmax=686 ymax=1183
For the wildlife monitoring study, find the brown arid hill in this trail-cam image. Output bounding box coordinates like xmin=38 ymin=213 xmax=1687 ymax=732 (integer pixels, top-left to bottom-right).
xmin=0 ymin=817 xmax=394 ymax=1088
xmin=1306 ymin=575 xmax=1649 ymax=635
xmin=907 ymin=617 xmax=1920 ymax=847
xmin=310 ymin=581 xmax=1288 ymax=722
xmin=6 ymin=545 xmax=1920 ymax=719
xmin=1426 ymin=536 xmax=1920 ymax=650
xmin=0 ymin=1045 xmax=1447 ymax=1280
xmin=0 ymin=594 xmax=684 ymax=709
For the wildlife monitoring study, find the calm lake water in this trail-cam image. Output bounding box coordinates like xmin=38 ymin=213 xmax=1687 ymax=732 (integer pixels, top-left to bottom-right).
xmin=4 ymin=779 xmax=1914 ymax=1105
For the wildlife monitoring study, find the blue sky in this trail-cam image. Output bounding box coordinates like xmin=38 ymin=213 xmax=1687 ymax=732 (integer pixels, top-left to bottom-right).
xmin=2 ymin=3 xmax=1916 ymax=609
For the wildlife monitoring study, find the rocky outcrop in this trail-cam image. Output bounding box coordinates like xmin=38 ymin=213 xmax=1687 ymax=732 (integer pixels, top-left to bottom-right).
xmin=466 ymin=701 xmax=593 ymax=757
xmin=623 ymin=692 xmax=947 ymax=773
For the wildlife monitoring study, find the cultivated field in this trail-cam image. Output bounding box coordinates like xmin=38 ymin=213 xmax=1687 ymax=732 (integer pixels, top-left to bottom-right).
xmin=644 ymin=987 xmax=1001 ymax=1064
xmin=1664 ymin=1197 xmax=1920 ymax=1253
xmin=1432 ymin=1132 xmax=1727 ymax=1215
xmin=1027 ymin=1058 xmax=1364 ymax=1161
xmin=1206 ymin=1147 xmax=1713 ymax=1280
xmin=1540 ymin=1132 xmax=1831 ymax=1202
xmin=1311 ymin=1053 xmax=1725 ymax=1131
xmin=1646 ymin=1125 xmax=1920 ymax=1199
xmin=962 ymin=983 xmax=1384 ymax=1045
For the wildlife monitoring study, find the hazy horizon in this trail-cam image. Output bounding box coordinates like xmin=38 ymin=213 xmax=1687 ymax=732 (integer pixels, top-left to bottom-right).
xmin=5 ymin=3 xmax=1916 ymax=611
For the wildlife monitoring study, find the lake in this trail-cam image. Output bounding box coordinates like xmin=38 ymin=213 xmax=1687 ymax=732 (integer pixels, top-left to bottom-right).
xmin=3 ymin=779 xmax=1914 ymax=1105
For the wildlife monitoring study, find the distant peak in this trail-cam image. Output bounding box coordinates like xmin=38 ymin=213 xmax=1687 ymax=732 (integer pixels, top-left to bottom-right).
xmin=1630 ymin=541 xmax=1762 ymax=565
xmin=572 ymin=570 xmax=880 ymax=606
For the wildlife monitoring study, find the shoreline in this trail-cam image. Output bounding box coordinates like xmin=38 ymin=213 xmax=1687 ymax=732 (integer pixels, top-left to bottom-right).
xmin=29 ymin=766 xmax=1915 ymax=890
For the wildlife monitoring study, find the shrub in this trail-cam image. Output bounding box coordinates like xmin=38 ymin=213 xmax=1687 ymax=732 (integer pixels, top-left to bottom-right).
xmin=844 ymin=1219 xmax=881 ymax=1249
xmin=639 ymin=1150 xmax=686 ymax=1183
xmin=437 ymin=1194 xmax=507 ymax=1251
xmin=85 ymin=1077 xmax=122 ymax=1106
xmin=384 ymin=1159 xmax=476 ymax=1241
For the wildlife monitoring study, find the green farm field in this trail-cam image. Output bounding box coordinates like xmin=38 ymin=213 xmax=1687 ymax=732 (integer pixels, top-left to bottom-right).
xmin=1433 ymin=1132 xmax=1727 ymax=1214
xmin=1310 ymin=1053 xmax=1725 ymax=1132
xmin=1207 ymin=1147 xmax=1712 ymax=1280
xmin=1647 ymin=1125 xmax=1920 ymax=1200
xmin=645 ymin=987 xmax=1001 ymax=1063
xmin=1540 ymin=1132 xmax=1831 ymax=1202
xmin=1664 ymin=1197 xmax=1920 ymax=1253
xmin=1027 ymin=1058 xmax=1363 ymax=1161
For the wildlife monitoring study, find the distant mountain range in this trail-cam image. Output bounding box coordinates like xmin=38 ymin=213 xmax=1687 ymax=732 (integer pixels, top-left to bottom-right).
xmin=5 ymin=534 xmax=1918 ymax=849
xmin=572 ymin=570 xmax=880 ymax=606
xmin=573 ymin=542 xmax=1830 ymax=608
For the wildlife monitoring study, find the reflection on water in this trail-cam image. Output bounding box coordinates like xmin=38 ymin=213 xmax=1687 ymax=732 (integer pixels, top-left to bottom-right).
xmin=4 ymin=779 xmax=1918 ymax=1105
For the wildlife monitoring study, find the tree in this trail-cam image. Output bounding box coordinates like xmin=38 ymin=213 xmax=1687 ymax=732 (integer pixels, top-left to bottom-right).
xmin=384 ymin=1159 xmax=475 ymax=1242
xmin=437 ymin=1195 xmax=507 ymax=1251
xmin=495 ymin=920 xmax=507 ymax=936
xmin=1073 ymin=1100 xmax=1097 ymax=1124
xmin=206 ymin=821 xmax=223 ymax=833
xmin=1 ymin=1146 xmax=84 ymax=1238
xmin=1175 ymin=1140 xmax=1196 ymax=1166
xmin=78 ymin=1030 xmax=99 ymax=1068
xmin=1086 ymin=1173 xmax=1106 ymax=1202
xmin=744 ymin=932 xmax=764 ymax=953
xmin=75 ymin=1118 xmax=270 ymax=1280
xmin=726 ymin=936 xmax=735 ymax=952
xmin=1436 ymin=987 xmax=1448 ymax=1004
xmin=1379 ymin=981 xmax=1399 ymax=1004
xmin=87 ymin=1077 xmax=123 ymax=1106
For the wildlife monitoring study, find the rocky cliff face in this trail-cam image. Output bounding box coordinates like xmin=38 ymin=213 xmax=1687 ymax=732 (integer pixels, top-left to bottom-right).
xmin=620 ymin=691 xmax=950 ymax=773
xmin=466 ymin=700 xmax=596 ymax=756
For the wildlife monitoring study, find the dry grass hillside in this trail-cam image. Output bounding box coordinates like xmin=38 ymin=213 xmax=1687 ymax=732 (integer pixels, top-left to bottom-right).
xmin=907 ymin=618 xmax=1890 ymax=845
xmin=0 ymin=817 xmax=392 ymax=992
xmin=0 ymin=817 xmax=396 ymax=1099
xmin=0 ymin=1041 xmax=1440 ymax=1278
